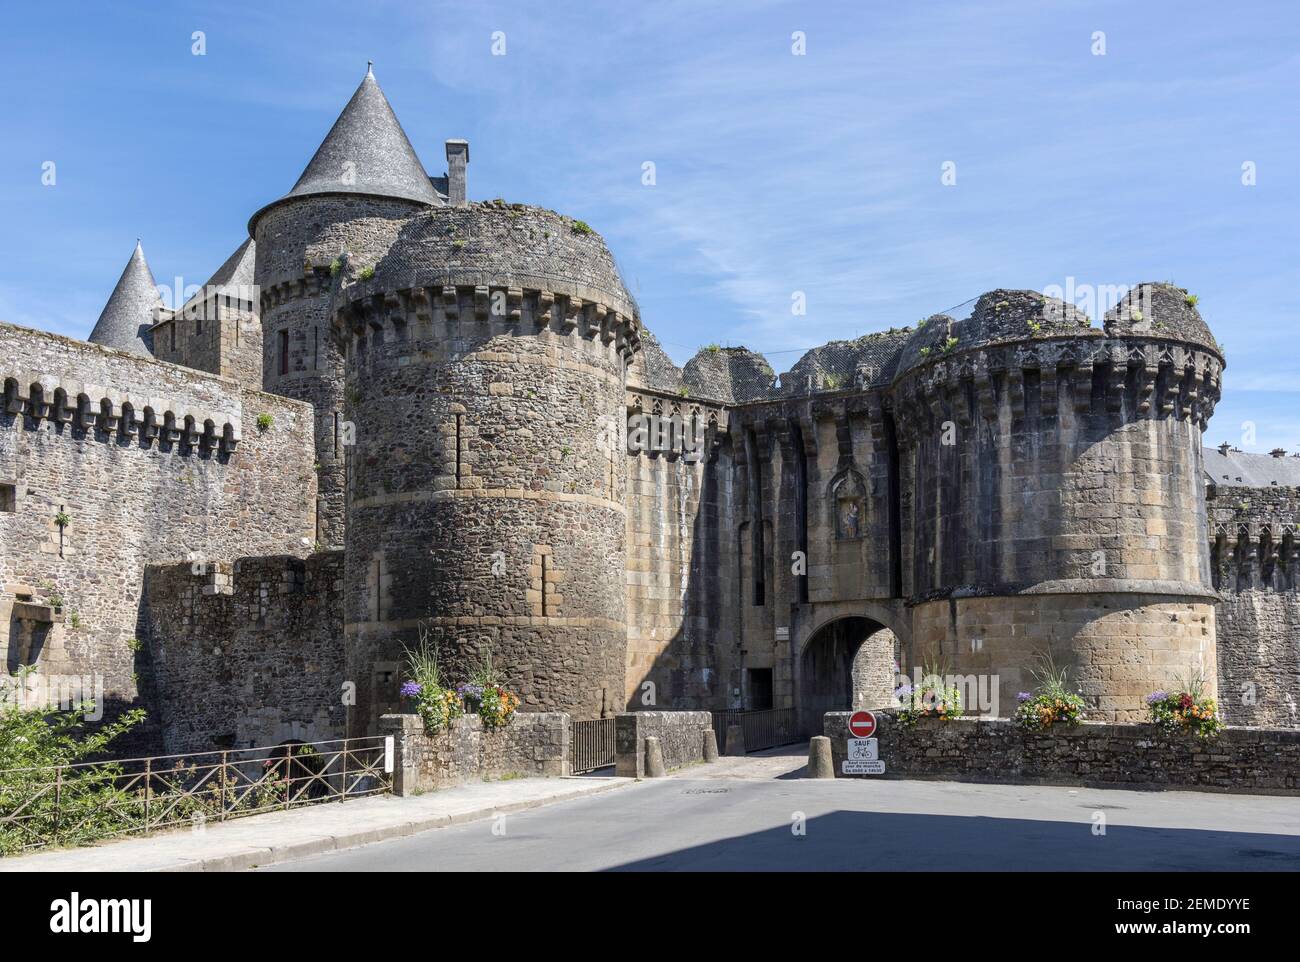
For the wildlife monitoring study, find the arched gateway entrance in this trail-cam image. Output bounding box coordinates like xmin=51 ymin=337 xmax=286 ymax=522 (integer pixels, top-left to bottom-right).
xmin=797 ymin=613 xmax=906 ymax=735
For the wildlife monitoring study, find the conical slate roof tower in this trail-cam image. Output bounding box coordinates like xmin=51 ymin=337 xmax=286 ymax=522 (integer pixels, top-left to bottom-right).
xmin=88 ymin=240 xmax=162 ymax=356
xmin=250 ymin=64 xmax=442 ymax=551
xmin=250 ymin=63 xmax=439 ymax=230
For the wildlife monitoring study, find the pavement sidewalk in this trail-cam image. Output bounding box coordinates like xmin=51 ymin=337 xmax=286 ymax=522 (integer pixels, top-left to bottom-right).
xmin=0 ymin=775 xmax=630 ymax=872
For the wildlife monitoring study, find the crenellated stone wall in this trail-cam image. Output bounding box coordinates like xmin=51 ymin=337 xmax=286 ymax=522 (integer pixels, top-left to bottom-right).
xmin=1209 ymin=483 xmax=1300 ymax=727
xmin=0 ymin=320 xmax=317 ymax=749
xmin=621 ymin=381 xmax=740 ymax=711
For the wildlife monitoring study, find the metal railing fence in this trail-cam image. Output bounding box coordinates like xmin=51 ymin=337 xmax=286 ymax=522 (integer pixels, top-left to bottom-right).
xmin=0 ymin=736 xmax=391 ymax=854
xmin=711 ymin=708 xmax=803 ymax=754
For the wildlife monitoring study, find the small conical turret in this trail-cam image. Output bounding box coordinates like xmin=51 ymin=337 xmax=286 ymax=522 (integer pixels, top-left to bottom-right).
xmin=88 ymin=240 xmax=162 ymax=356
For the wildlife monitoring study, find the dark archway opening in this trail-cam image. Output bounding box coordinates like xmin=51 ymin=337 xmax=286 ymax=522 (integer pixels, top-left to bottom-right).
xmin=799 ymin=617 xmax=899 ymax=734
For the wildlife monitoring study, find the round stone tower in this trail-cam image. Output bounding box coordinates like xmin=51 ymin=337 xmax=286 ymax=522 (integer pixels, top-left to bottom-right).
xmin=331 ymin=201 xmax=641 ymax=734
xmin=249 ymin=66 xmax=441 ymax=547
xmin=889 ymin=284 xmax=1223 ymax=721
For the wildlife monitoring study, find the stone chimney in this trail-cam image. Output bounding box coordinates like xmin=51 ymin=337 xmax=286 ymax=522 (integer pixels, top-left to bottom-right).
xmin=1270 ymin=447 xmax=1287 ymax=458
xmin=445 ymin=139 xmax=469 ymax=206
xmin=1218 ymin=442 xmax=1232 ymax=456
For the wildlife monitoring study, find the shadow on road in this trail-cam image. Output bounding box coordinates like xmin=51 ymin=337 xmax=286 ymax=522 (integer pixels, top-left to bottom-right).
xmin=603 ymin=810 xmax=1300 ymax=872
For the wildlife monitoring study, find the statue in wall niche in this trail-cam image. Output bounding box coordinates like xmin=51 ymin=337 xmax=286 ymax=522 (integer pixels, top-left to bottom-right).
xmin=839 ymin=498 xmax=861 ymax=539
xmin=830 ymin=469 xmax=867 ymax=540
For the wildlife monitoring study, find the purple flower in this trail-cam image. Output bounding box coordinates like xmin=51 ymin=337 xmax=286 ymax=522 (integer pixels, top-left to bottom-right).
xmin=1146 ymin=690 xmax=1168 ymax=705
xmin=400 ymin=681 xmax=422 ymax=698
xmin=457 ymin=683 xmax=485 ymax=698
xmin=1017 ymin=692 xmax=1032 ymax=702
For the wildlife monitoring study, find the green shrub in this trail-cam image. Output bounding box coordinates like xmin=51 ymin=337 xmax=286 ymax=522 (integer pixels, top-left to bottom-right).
xmin=358 ymin=265 xmax=375 ymax=281
xmin=256 ymin=413 xmax=274 ymax=432
xmin=0 ymin=692 xmax=147 ymax=855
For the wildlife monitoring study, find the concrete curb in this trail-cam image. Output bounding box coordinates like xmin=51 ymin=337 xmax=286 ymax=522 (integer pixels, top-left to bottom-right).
xmin=186 ymin=778 xmax=631 ymax=872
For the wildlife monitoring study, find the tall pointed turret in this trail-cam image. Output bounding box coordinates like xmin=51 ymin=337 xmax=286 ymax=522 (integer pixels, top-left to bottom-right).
xmin=88 ymin=240 xmax=162 ymax=356
xmin=250 ymin=63 xmax=439 ymax=231
xmin=251 ymin=65 xmax=441 ymax=550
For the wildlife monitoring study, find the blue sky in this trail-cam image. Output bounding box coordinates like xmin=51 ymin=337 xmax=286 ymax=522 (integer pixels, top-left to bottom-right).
xmin=0 ymin=0 xmax=1296 ymax=449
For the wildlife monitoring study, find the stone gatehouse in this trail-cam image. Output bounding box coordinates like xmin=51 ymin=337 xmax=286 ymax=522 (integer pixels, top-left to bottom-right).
xmin=1 ymin=66 xmax=1296 ymax=754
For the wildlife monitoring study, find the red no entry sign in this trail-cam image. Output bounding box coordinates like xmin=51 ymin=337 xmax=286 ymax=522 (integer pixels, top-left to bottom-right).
xmin=848 ymin=710 xmax=877 ymax=738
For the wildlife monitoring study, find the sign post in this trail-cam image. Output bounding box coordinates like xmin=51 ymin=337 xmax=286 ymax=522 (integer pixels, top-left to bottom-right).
xmin=843 ymin=710 xmax=885 ymax=775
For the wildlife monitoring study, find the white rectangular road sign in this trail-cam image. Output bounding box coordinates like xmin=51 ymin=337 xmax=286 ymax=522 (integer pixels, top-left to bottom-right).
xmin=842 ymin=759 xmax=886 ymax=775
xmin=847 ymin=737 xmax=878 ymax=761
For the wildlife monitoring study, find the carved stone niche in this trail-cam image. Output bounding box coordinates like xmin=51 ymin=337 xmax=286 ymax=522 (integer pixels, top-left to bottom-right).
xmin=829 ymin=468 xmax=867 ymax=541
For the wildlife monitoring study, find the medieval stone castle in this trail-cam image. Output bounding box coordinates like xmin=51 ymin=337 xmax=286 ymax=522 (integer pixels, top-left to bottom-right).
xmin=2 ymin=68 xmax=1296 ymax=754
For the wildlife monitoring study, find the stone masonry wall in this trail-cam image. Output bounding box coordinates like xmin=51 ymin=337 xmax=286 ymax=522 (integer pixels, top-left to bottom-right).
xmin=825 ymin=710 xmax=1300 ymax=795
xmin=381 ymin=711 xmax=569 ymax=794
xmin=909 ymin=593 xmax=1217 ymax=723
xmin=1209 ymin=484 xmax=1300 ymax=726
xmin=140 ymin=552 xmax=345 ymax=755
xmin=151 ymin=296 xmax=262 ymax=389
xmin=615 ymin=710 xmax=712 ymax=778
xmin=255 ymin=194 xmax=427 ymax=549
xmin=622 ymin=383 xmax=738 ymax=711
xmin=0 ymin=321 xmax=317 ymax=749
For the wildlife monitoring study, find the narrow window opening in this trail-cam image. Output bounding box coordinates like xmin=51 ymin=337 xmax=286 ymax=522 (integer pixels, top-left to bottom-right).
xmin=0 ymin=483 xmax=16 ymax=512
xmin=278 ymin=330 xmax=290 ymax=376
xmin=540 ymin=555 xmax=550 ymax=617
xmin=455 ymin=413 xmax=463 ymax=486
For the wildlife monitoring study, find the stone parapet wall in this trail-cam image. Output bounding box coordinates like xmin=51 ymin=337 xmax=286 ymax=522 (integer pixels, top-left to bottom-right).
xmin=615 ymin=710 xmax=712 ymax=778
xmin=824 ymin=711 xmax=1300 ymax=795
xmin=380 ymin=711 xmax=569 ymax=795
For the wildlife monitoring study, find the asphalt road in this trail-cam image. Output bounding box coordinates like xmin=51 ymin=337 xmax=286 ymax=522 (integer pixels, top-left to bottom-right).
xmin=263 ymin=746 xmax=1300 ymax=871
